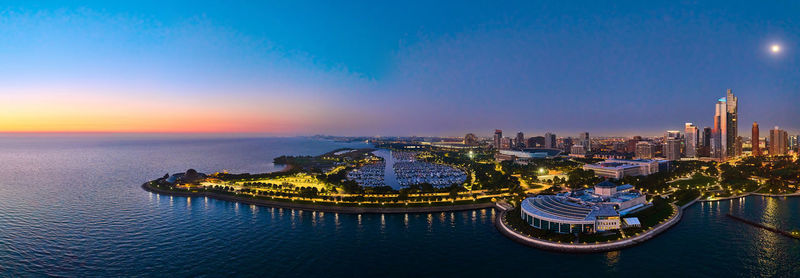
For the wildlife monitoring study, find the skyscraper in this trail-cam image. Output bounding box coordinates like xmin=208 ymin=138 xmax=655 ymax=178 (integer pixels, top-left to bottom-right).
xmin=665 ymin=130 xmax=681 ymax=140
xmin=665 ymin=138 xmax=682 ymax=161
xmin=702 ymin=127 xmax=712 ymax=148
xmin=684 ymin=123 xmax=698 ymax=158
xmin=493 ymin=130 xmax=502 ymax=149
xmin=579 ymin=132 xmax=590 ymax=151
xmin=544 ymin=132 xmax=556 ymax=149
xmin=501 ymin=137 xmax=513 ymax=150
xmin=735 ymin=136 xmax=743 ymax=156
xmin=515 ymin=132 xmax=525 ymax=149
xmin=635 ymin=141 xmax=654 ymax=159
xmin=712 ymin=89 xmax=738 ymax=160
xmin=769 ymin=127 xmax=788 ymax=155
xmin=751 ymin=122 xmax=760 ymax=156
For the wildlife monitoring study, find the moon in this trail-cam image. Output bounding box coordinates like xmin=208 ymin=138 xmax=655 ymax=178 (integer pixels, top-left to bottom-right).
xmin=771 ymin=44 xmax=781 ymax=53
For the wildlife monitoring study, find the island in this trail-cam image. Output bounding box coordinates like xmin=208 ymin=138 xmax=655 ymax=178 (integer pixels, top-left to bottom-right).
xmin=142 ymin=140 xmax=800 ymax=252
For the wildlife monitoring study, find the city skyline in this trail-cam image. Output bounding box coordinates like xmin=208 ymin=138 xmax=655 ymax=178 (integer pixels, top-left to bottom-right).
xmin=1 ymin=1 xmax=798 ymax=136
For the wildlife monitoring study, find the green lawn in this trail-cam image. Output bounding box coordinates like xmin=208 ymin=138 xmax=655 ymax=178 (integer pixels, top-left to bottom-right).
xmin=627 ymin=197 xmax=674 ymax=229
xmin=671 ymin=174 xmax=716 ymax=189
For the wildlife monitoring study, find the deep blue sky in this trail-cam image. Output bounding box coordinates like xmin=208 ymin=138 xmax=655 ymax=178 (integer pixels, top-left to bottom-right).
xmin=1 ymin=1 xmax=797 ymax=137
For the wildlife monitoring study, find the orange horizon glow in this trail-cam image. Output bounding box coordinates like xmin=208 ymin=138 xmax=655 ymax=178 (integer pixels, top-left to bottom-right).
xmin=0 ymin=85 xmax=347 ymax=134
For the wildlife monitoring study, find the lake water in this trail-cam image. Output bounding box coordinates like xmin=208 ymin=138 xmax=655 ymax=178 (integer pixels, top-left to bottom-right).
xmin=371 ymin=149 xmax=400 ymax=189
xmin=0 ymin=135 xmax=798 ymax=277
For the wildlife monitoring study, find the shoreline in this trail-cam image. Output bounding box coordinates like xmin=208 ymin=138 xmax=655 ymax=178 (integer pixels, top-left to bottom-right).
xmin=141 ymin=182 xmax=496 ymax=214
xmin=495 ymin=202 xmax=686 ymax=253
xmin=700 ymin=191 xmax=800 ymax=202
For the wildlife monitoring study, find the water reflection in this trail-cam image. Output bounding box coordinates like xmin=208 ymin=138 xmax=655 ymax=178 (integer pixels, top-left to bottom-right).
xmin=605 ymin=251 xmax=620 ymax=268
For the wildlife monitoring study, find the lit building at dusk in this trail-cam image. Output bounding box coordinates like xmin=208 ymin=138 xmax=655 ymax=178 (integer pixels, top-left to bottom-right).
xmin=520 ymin=181 xmax=647 ymax=234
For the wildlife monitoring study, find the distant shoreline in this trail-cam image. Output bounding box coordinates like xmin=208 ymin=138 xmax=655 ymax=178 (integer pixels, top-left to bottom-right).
xmin=141 ymin=182 xmax=496 ymax=214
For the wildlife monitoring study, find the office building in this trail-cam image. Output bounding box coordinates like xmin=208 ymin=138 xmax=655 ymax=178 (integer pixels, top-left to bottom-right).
xmin=493 ymin=130 xmax=502 ymax=149
xmin=665 ymin=130 xmax=681 ymax=140
xmin=752 ymin=122 xmax=760 ymax=156
xmin=500 ymin=137 xmax=513 ymax=150
xmin=583 ymin=159 xmax=666 ymax=179
xmin=685 ymin=123 xmax=698 ymax=158
xmin=665 ymin=138 xmax=682 ymax=161
xmin=635 ymin=141 xmax=655 ymax=159
xmin=544 ymin=132 xmax=556 ymax=149
xmin=712 ymin=89 xmax=738 ymax=160
xmin=769 ymin=127 xmax=788 ymax=155
xmin=570 ymin=144 xmax=587 ymax=157
xmin=515 ymin=132 xmax=525 ymax=148
xmin=735 ymin=136 xmax=743 ymax=156
xmin=579 ymin=132 xmax=591 ymax=152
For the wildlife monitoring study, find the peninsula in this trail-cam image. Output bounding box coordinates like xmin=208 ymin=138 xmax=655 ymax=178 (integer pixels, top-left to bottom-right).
xmin=143 ymin=137 xmax=800 ymax=252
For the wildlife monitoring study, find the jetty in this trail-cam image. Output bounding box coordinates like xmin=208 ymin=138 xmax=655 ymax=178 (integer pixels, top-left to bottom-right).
xmin=726 ymin=213 xmax=800 ymax=240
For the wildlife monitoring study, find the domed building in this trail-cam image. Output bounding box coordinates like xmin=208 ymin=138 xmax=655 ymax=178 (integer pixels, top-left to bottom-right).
xmin=520 ymin=181 xmax=648 ymax=234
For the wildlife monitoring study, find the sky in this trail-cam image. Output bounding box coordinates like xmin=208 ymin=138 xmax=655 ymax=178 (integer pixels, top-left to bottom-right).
xmin=0 ymin=1 xmax=798 ymax=137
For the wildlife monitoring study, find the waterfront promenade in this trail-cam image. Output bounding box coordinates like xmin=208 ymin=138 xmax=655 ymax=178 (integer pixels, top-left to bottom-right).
xmin=142 ymin=182 xmax=495 ymax=214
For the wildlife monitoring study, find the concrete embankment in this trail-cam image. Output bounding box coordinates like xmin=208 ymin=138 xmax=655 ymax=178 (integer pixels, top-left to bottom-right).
xmin=495 ymin=203 xmax=683 ymax=253
xmin=142 ymin=183 xmax=496 ymax=214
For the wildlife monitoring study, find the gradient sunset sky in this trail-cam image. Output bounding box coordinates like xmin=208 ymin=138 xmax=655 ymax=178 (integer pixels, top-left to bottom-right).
xmin=1 ymin=1 xmax=798 ymax=137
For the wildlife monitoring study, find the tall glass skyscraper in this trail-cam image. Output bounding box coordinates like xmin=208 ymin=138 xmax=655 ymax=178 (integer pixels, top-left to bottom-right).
xmin=713 ymin=89 xmax=738 ymax=160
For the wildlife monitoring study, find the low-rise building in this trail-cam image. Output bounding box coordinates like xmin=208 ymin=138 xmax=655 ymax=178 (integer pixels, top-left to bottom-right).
xmin=520 ymin=181 xmax=648 ymax=234
xmin=582 ymin=159 xmax=668 ymax=179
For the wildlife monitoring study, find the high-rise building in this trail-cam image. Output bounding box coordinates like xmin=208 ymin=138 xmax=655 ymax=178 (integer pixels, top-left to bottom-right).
xmin=500 ymin=137 xmax=513 ymax=150
xmin=712 ymin=89 xmax=738 ymax=160
xmin=493 ymin=130 xmax=502 ymax=149
xmin=735 ymin=136 xmax=743 ymax=156
xmin=515 ymin=132 xmax=525 ymax=149
xmin=665 ymin=138 xmax=682 ymax=161
xmin=685 ymin=123 xmax=698 ymax=158
xmin=790 ymin=135 xmax=799 ymax=152
xmin=580 ymin=132 xmax=591 ymax=152
xmin=702 ymin=127 xmax=712 ymax=148
xmin=544 ymin=132 xmax=556 ymax=149
xmin=570 ymin=145 xmax=586 ymax=156
xmin=769 ymin=127 xmax=788 ymax=155
xmin=625 ymin=136 xmax=642 ymax=153
xmin=635 ymin=141 xmax=655 ymax=159
xmin=751 ymin=122 xmax=760 ymax=156
xmin=561 ymin=137 xmax=573 ymax=152
xmin=665 ymin=130 xmax=681 ymax=140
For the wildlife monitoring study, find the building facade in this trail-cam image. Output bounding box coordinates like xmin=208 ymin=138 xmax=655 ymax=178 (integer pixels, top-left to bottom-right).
xmin=520 ymin=181 xmax=648 ymax=234
xmin=635 ymin=141 xmax=654 ymax=159
xmin=493 ymin=130 xmax=502 ymax=149
xmin=515 ymin=132 xmax=525 ymax=149
xmin=665 ymin=138 xmax=682 ymax=161
xmin=685 ymin=123 xmax=698 ymax=158
xmin=769 ymin=127 xmax=788 ymax=155
xmin=544 ymin=132 xmax=556 ymax=149
xmin=580 ymin=132 xmax=591 ymax=152
xmin=712 ymin=89 xmax=738 ymax=160
xmin=752 ymin=122 xmax=760 ymax=156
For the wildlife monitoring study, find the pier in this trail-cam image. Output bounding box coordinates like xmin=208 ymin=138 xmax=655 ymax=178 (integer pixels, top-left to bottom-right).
xmin=726 ymin=214 xmax=800 ymax=240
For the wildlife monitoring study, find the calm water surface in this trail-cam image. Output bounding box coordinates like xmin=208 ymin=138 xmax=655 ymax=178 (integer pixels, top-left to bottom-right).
xmin=0 ymin=135 xmax=798 ymax=277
